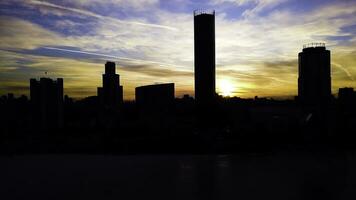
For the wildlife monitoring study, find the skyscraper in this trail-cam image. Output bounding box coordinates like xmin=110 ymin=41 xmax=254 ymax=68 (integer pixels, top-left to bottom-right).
xmin=194 ymin=10 xmax=216 ymax=105
xmin=298 ymin=43 xmax=331 ymax=106
xmin=97 ymin=61 xmax=123 ymax=107
xmin=30 ymin=77 xmax=63 ymax=128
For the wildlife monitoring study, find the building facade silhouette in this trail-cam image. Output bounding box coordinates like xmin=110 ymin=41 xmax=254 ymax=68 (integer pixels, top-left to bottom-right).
xmin=135 ymin=83 xmax=175 ymax=113
xmin=30 ymin=77 xmax=63 ymax=128
xmin=298 ymin=43 xmax=331 ymax=106
xmin=194 ymin=10 xmax=216 ymax=105
xmin=97 ymin=61 xmax=123 ymax=107
xmin=338 ymin=87 xmax=355 ymax=104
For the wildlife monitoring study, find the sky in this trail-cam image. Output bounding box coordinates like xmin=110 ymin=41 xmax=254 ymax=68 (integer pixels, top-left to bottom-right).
xmin=0 ymin=0 xmax=355 ymax=100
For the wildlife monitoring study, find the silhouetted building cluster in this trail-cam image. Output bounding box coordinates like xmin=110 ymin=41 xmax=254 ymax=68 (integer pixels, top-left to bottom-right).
xmin=1 ymin=10 xmax=356 ymax=154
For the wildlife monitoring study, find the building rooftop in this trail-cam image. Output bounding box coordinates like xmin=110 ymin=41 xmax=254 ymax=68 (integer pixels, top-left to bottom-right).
xmin=194 ymin=9 xmax=215 ymax=16
xmin=136 ymin=83 xmax=174 ymax=90
xmin=303 ymin=43 xmax=325 ymax=49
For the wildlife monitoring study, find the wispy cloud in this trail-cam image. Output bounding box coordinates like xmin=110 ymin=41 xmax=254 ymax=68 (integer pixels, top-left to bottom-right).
xmin=41 ymin=46 xmax=188 ymax=69
xmin=23 ymin=0 xmax=178 ymax=30
xmin=61 ymin=0 xmax=159 ymax=11
xmin=332 ymin=62 xmax=354 ymax=81
xmin=211 ymin=0 xmax=288 ymax=17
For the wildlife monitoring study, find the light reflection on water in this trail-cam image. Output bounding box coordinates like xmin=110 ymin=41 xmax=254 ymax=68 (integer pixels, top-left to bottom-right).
xmin=1 ymin=154 xmax=355 ymax=200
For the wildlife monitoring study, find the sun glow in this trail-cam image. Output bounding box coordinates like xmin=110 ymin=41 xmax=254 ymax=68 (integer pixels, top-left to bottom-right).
xmin=219 ymin=79 xmax=234 ymax=97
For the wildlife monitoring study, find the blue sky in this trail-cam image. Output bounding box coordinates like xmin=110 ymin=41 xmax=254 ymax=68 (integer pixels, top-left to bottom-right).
xmin=0 ymin=0 xmax=355 ymax=99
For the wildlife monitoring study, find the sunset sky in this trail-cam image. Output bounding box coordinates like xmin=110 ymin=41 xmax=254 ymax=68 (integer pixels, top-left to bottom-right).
xmin=0 ymin=0 xmax=355 ymax=99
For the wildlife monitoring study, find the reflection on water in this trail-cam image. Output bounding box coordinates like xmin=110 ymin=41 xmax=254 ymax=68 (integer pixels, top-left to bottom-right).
xmin=1 ymin=153 xmax=356 ymax=200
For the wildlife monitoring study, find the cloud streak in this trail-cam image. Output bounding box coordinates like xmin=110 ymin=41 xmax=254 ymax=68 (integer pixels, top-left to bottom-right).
xmin=41 ymin=46 xmax=188 ymax=69
xmin=26 ymin=0 xmax=177 ymax=31
xmin=332 ymin=62 xmax=354 ymax=81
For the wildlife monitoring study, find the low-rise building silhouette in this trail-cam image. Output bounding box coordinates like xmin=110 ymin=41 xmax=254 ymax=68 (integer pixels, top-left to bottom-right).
xmin=338 ymin=87 xmax=355 ymax=104
xmin=97 ymin=61 xmax=123 ymax=108
xmin=298 ymin=43 xmax=331 ymax=106
xmin=30 ymin=77 xmax=63 ymax=129
xmin=135 ymin=83 xmax=175 ymax=113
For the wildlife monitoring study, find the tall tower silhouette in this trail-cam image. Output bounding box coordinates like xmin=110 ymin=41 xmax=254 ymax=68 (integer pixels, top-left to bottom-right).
xmin=298 ymin=43 xmax=331 ymax=106
xmin=194 ymin=10 xmax=216 ymax=105
xmin=97 ymin=61 xmax=123 ymax=107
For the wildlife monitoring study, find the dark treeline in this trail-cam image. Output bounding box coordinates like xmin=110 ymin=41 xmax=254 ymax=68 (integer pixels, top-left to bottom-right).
xmin=1 ymin=93 xmax=356 ymax=155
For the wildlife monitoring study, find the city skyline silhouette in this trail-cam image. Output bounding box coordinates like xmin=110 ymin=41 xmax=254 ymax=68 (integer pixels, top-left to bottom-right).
xmin=1 ymin=1 xmax=356 ymax=200
xmin=0 ymin=7 xmax=354 ymax=153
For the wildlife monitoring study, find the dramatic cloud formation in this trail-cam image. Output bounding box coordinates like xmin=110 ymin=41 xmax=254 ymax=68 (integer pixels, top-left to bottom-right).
xmin=0 ymin=0 xmax=355 ymax=99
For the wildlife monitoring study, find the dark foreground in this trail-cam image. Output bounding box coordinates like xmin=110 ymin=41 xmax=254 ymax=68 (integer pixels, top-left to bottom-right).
xmin=2 ymin=152 xmax=356 ymax=200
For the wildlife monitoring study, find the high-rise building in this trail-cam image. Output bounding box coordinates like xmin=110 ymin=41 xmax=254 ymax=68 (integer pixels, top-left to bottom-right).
xmin=30 ymin=77 xmax=63 ymax=128
xmin=298 ymin=43 xmax=331 ymax=106
xmin=97 ymin=61 xmax=123 ymax=107
xmin=194 ymin=10 xmax=216 ymax=105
